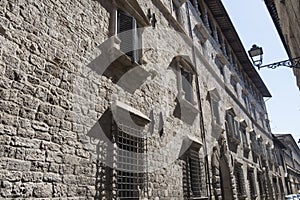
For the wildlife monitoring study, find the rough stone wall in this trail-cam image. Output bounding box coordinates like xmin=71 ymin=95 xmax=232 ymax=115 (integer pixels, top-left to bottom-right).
xmin=272 ymin=0 xmax=300 ymax=89
xmin=0 ymin=0 xmax=204 ymax=199
xmin=0 ymin=0 xmax=283 ymax=199
xmin=0 ymin=0 xmax=110 ymax=198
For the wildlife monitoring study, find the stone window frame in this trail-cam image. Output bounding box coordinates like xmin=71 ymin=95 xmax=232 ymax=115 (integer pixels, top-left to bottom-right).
xmin=230 ymin=74 xmax=238 ymax=94
xmin=234 ymin=162 xmax=247 ymax=199
xmin=249 ymin=131 xmax=259 ymax=163
xmin=247 ymin=167 xmax=258 ymax=199
xmin=110 ymin=100 xmax=151 ymax=199
xmin=108 ymin=0 xmax=150 ymax=64
xmin=239 ymin=120 xmax=250 ymax=158
xmin=208 ymin=88 xmax=221 ymax=126
xmin=257 ymin=170 xmax=267 ymax=199
xmin=239 ymin=120 xmax=248 ymax=146
xmin=241 ymin=90 xmax=250 ymax=112
xmin=225 ymin=108 xmax=240 ymax=145
xmin=180 ymin=137 xmax=204 ymax=199
xmin=173 ymin=55 xmax=198 ymax=106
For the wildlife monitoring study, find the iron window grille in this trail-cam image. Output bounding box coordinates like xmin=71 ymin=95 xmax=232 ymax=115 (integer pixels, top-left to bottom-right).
xmin=234 ymin=164 xmax=246 ymax=199
xmin=113 ymin=122 xmax=147 ymax=200
xmin=248 ymin=169 xmax=257 ymax=198
xmin=182 ymin=146 xmax=203 ymax=199
xmin=257 ymin=172 xmax=267 ymax=199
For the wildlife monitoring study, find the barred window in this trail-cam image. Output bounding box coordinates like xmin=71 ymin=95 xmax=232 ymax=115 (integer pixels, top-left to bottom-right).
xmin=182 ymin=146 xmax=203 ymax=199
xmin=234 ymin=164 xmax=246 ymax=199
xmin=114 ymin=122 xmax=146 ymax=199
xmin=248 ymin=169 xmax=257 ymax=198
xmin=257 ymin=172 xmax=266 ymax=198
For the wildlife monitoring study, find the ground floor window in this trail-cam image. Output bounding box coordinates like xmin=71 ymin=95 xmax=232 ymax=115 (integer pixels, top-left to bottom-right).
xmin=182 ymin=146 xmax=203 ymax=199
xmin=234 ymin=163 xmax=246 ymax=199
xmin=115 ymin=123 xmax=146 ymax=199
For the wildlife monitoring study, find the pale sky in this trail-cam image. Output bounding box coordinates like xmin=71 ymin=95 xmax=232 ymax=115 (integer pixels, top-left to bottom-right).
xmin=222 ymin=0 xmax=300 ymax=144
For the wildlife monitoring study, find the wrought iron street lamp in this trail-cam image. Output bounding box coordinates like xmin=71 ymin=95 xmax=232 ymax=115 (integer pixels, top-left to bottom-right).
xmin=248 ymin=44 xmax=300 ymax=69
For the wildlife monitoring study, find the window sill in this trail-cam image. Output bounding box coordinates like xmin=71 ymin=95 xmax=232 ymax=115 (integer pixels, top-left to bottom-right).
xmin=99 ymin=36 xmax=150 ymax=93
xmin=195 ymin=22 xmax=209 ymax=44
xmin=176 ymin=96 xmax=199 ymax=125
xmin=216 ymin=52 xmax=228 ymax=66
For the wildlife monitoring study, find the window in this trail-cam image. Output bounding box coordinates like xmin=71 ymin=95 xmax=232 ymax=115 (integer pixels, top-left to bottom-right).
xmin=209 ymin=89 xmax=221 ymax=126
xmin=234 ymin=163 xmax=246 ymax=199
xmin=182 ymin=146 xmax=203 ymax=199
xmin=117 ymin=10 xmax=141 ymax=63
xmin=114 ymin=122 xmax=146 ymax=199
xmin=240 ymin=123 xmax=248 ymax=146
xmin=172 ymin=56 xmax=199 ymax=124
xmin=257 ymin=172 xmax=266 ymax=199
xmin=181 ymin=68 xmax=193 ymax=103
xmin=251 ymin=103 xmax=257 ymax=121
xmin=111 ymin=123 xmax=147 ymax=200
xmin=259 ymin=113 xmax=265 ymax=129
xmin=242 ymin=92 xmax=250 ymax=111
xmin=225 ymin=109 xmax=240 ymax=145
xmin=248 ymin=169 xmax=257 ymax=199
xmin=172 ymin=55 xmax=196 ymax=104
xmin=240 ymin=121 xmax=250 ymax=157
xmin=230 ymin=75 xmax=238 ymax=93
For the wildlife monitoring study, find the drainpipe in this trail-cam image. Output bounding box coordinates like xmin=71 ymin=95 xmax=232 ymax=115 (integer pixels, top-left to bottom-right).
xmin=186 ymin=2 xmax=212 ymax=199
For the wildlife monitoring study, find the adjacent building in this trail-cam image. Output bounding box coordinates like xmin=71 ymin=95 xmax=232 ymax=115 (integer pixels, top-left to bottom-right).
xmin=264 ymin=0 xmax=300 ymax=90
xmin=274 ymin=134 xmax=300 ymax=195
xmin=0 ymin=0 xmax=297 ymax=199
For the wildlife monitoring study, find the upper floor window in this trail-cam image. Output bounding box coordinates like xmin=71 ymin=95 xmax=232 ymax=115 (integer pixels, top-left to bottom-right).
xmin=117 ymin=10 xmax=141 ymax=63
xmin=230 ymin=75 xmax=238 ymax=94
xmin=172 ymin=56 xmax=199 ymax=124
xmin=172 ymin=55 xmax=197 ymax=104
xmin=240 ymin=121 xmax=248 ymax=146
xmin=225 ymin=110 xmax=240 ymax=142
xmin=242 ymin=91 xmax=250 ymax=111
xmin=181 ymin=68 xmax=193 ymax=102
xmin=209 ymin=89 xmax=221 ymax=125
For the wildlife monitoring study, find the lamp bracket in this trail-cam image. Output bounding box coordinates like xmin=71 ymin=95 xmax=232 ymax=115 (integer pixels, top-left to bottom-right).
xmin=258 ymin=57 xmax=300 ymax=69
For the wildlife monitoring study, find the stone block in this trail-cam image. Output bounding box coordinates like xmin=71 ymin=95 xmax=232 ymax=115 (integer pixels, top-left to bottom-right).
xmin=1 ymin=158 xmax=31 ymax=171
xmin=25 ymin=149 xmax=45 ymax=161
xmin=43 ymin=172 xmax=62 ymax=182
xmin=22 ymin=171 xmax=43 ymax=182
xmin=33 ymin=183 xmax=53 ymax=198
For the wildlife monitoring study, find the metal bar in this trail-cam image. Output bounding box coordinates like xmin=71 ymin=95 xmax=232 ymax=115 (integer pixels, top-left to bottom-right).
xmin=258 ymin=57 xmax=300 ymax=69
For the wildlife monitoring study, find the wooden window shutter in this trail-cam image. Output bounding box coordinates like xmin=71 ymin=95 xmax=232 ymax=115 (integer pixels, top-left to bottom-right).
xmin=117 ymin=10 xmax=139 ymax=63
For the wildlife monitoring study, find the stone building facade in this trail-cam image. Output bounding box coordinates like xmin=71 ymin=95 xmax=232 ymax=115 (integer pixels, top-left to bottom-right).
xmin=265 ymin=0 xmax=300 ymax=90
xmin=0 ymin=0 xmax=288 ymax=199
xmin=274 ymin=134 xmax=300 ymax=195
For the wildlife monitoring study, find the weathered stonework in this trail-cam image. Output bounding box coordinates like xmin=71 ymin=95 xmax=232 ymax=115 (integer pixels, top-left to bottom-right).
xmin=0 ymin=0 xmax=291 ymax=199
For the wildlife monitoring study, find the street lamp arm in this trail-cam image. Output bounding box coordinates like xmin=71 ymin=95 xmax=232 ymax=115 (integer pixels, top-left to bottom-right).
xmin=258 ymin=57 xmax=300 ymax=70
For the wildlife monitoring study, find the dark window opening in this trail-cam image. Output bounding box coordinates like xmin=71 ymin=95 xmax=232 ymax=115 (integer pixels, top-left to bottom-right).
xmin=117 ymin=10 xmax=140 ymax=63
xmin=181 ymin=68 xmax=194 ymax=103
xmin=183 ymin=147 xmax=203 ymax=199
xmin=234 ymin=164 xmax=246 ymax=198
